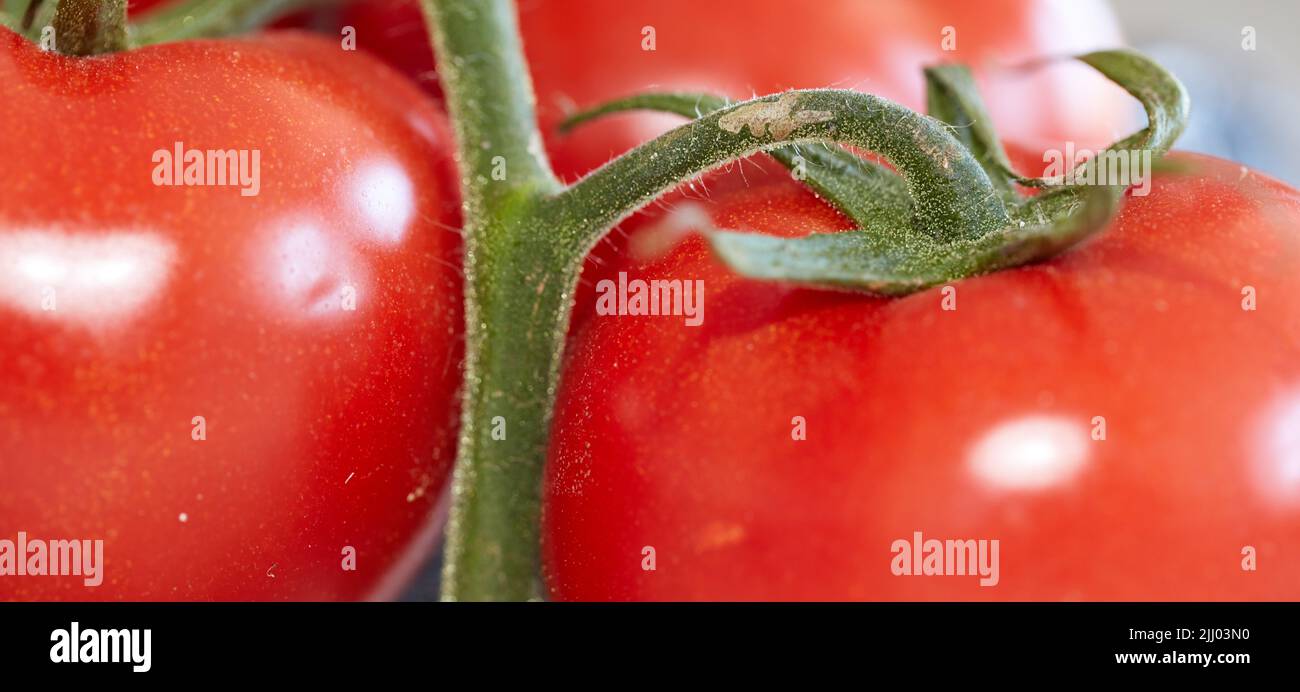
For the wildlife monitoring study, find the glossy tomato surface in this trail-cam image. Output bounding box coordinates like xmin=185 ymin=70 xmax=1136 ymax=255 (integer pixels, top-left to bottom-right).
xmin=299 ymin=0 xmax=1132 ymax=178
xmin=543 ymin=153 xmax=1300 ymax=600
xmin=0 ymin=28 xmax=462 ymax=600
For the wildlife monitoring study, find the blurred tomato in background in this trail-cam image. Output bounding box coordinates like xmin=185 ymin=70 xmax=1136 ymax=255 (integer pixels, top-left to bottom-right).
xmin=297 ymin=0 xmax=1133 ymax=178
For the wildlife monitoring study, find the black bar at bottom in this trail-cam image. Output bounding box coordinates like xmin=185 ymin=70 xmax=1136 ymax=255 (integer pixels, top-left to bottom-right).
xmin=0 ymin=602 xmax=1288 ymax=677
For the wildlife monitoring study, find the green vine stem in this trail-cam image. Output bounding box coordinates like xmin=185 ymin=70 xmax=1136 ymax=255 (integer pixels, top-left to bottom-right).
xmin=560 ymin=93 xmax=914 ymax=227
xmin=420 ymin=0 xmax=561 ymax=214
xmin=420 ymin=0 xmax=565 ymax=601
xmin=548 ymin=89 xmax=1010 ymax=251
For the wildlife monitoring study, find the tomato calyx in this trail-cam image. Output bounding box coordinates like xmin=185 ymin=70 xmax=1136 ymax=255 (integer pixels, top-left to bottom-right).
xmin=560 ymin=50 xmax=1190 ymax=296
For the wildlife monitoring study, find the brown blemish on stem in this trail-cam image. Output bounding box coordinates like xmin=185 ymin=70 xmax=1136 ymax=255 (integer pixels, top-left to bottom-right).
xmin=717 ymin=93 xmax=833 ymax=140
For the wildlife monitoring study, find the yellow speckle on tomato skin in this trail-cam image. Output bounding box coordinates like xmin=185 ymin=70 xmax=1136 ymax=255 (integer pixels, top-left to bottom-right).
xmin=692 ymin=521 xmax=746 ymax=552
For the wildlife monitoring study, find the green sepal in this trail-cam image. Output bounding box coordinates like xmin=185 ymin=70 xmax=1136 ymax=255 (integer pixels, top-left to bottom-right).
xmin=707 ymin=184 xmax=1120 ymax=295
xmin=923 ymin=63 xmax=1015 ymax=197
xmin=1008 ymin=49 xmax=1190 ymax=187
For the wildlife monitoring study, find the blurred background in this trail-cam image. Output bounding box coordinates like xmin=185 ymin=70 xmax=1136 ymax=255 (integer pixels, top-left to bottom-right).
xmin=1113 ymin=0 xmax=1300 ymax=184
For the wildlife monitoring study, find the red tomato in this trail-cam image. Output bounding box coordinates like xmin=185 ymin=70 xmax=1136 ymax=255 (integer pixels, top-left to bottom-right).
xmin=543 ymin=153 xmax=1300 ymax=600
xmin=313 ymin=0 xmax=1133 ymax=178
xmin=0 ymin=28 xmax=462 ymax=600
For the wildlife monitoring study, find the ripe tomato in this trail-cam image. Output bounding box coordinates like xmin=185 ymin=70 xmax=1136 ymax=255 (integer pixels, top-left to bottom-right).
xmin=0 ymin=28 xmax=462 ymax=600
xmin=543 ymin=153 xmax=1300 ymax=600
xmin=308 ymin=0 xmax=1132 ymax=178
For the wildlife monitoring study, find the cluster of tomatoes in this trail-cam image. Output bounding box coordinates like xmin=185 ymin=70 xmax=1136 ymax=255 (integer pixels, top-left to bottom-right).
xmin=3 ymin=0 xmax=1299 ymax=601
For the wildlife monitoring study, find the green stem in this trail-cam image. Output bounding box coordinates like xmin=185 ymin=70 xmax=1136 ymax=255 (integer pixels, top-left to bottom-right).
xmin=420 ymin=0 xmax=563 ymax=601
xmin=559 ymin=92 xmax=914 ymax=235
xmin=442 ymin=227 xmax=579 ymax=601
xmin=548 ymin=89 xmax=1009 ymax=253
xmin=420 ymin=0 xmax=560 ymax=216
xmin=52 ymin=0 xmax=126 ymax=55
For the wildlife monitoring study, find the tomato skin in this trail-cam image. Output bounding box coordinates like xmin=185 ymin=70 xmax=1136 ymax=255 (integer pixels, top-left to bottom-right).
xmin=543 ymin=153 xmax=1300 ymax=601
xmin=0 ymin=29 xmax=462 ymax=600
